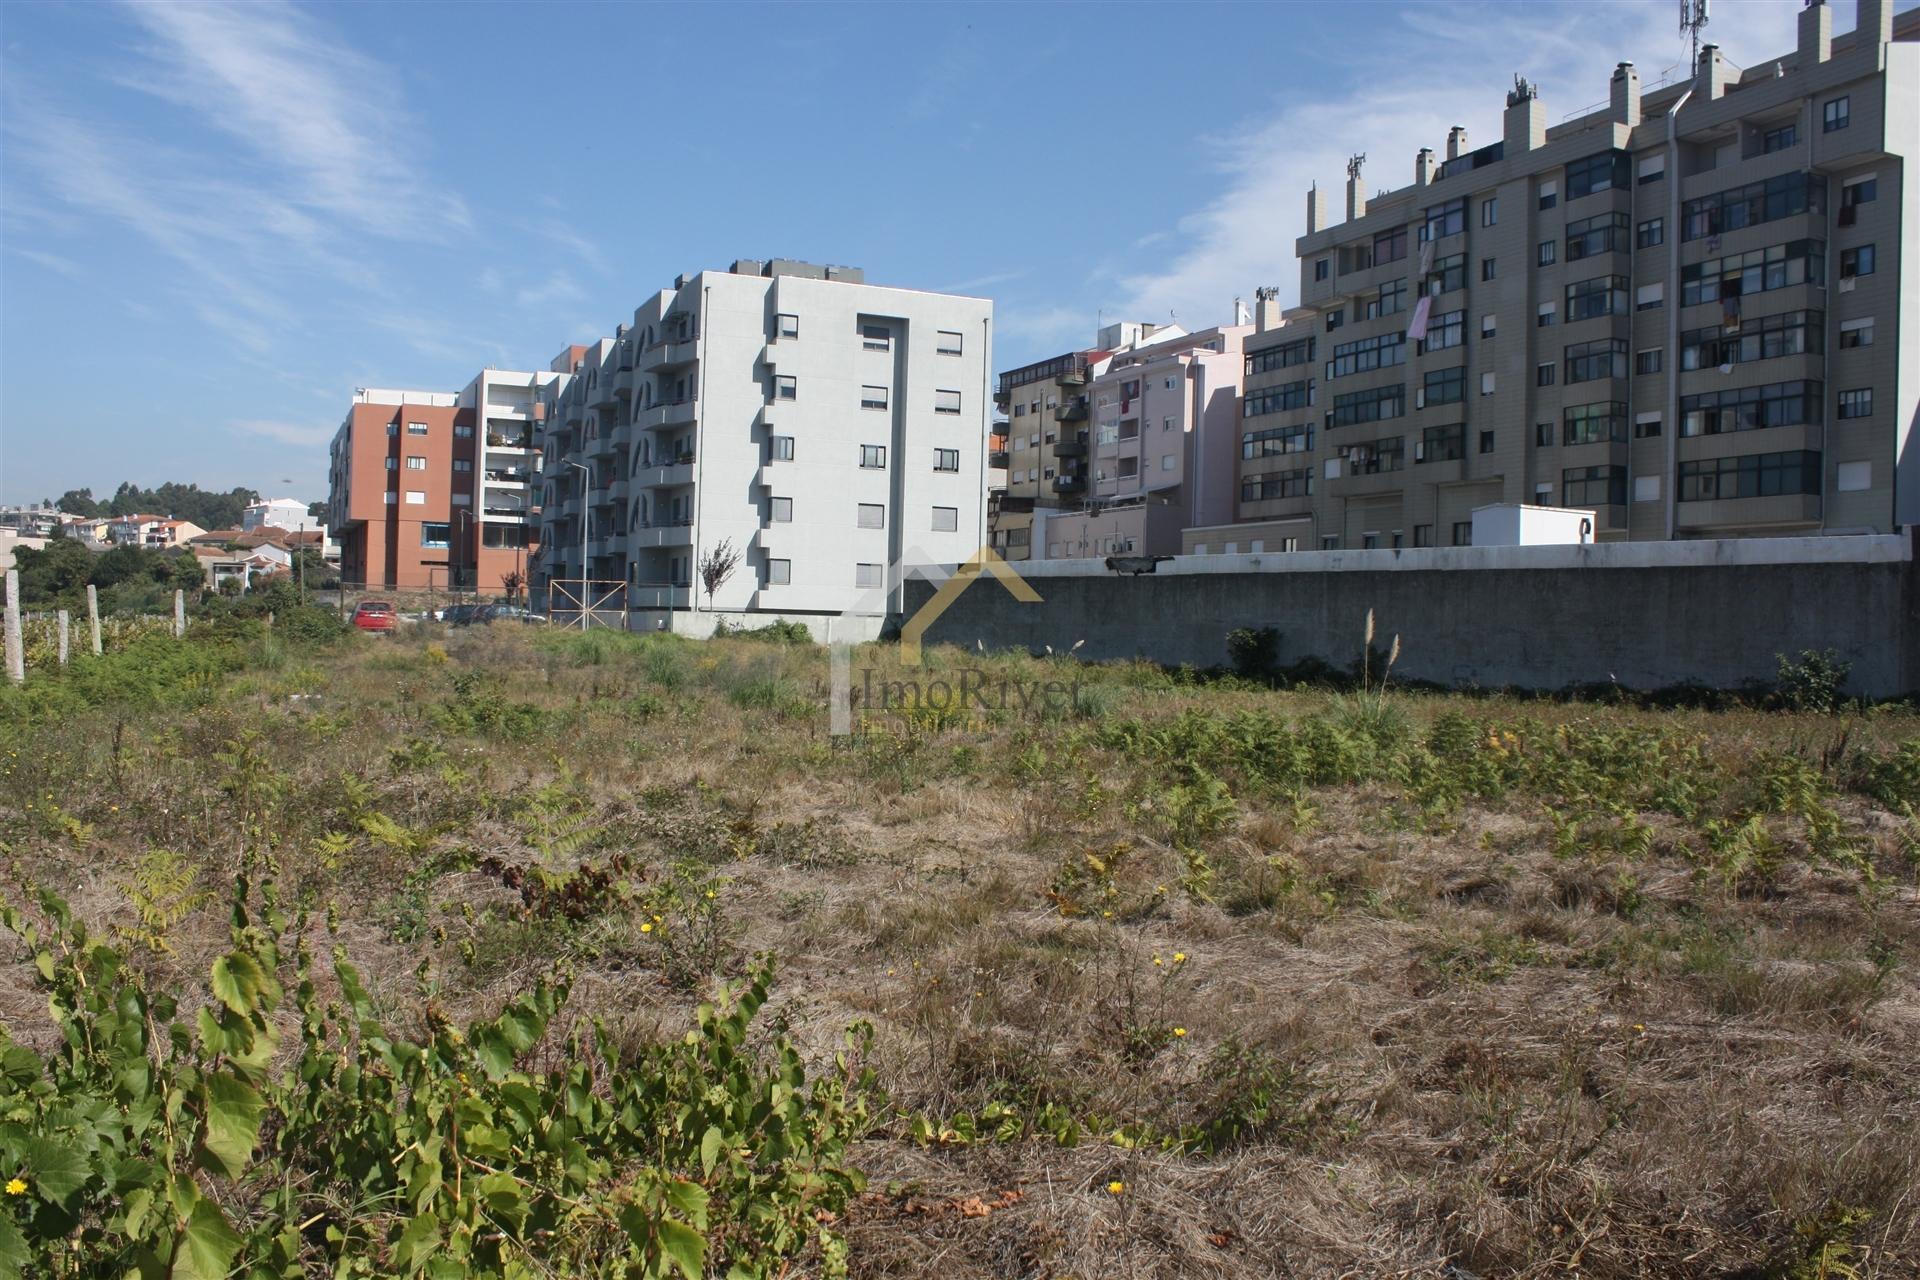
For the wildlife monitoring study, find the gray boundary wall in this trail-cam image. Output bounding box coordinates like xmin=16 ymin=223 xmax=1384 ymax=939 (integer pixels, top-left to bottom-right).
xmin=903 ymin=534 xmax=1920 ymax=697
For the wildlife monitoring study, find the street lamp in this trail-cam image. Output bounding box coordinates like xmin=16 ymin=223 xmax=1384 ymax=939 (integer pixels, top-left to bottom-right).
xmin=566 ymin=459 xmax=591 ymax=631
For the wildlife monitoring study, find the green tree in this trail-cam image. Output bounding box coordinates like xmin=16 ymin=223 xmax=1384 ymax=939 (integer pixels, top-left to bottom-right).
xmin=11 ymin=535 xmax=94 ymax=604
xmin=55 ymin=488 xmax=102 ymax=517
xmin=87 ymin=545 xmax=164 ymax=590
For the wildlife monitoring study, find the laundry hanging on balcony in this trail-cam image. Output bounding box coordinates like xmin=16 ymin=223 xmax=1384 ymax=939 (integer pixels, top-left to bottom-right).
xmin=1405 ymin=239 xmax=1436 ymax=342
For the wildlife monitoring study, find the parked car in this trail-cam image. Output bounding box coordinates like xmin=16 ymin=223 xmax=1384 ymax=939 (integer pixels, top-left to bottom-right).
xmin=473 ymin=604 xmax=547 ymax=626
xmin=442 ymin=603 xmax=481 ymax=626
xmin=350 ymin=600 xmax=398 ymax=633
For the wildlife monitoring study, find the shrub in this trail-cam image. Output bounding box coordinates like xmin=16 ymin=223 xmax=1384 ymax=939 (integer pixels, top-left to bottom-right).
xmin=1776 ymin=649 xmax=1853 ymax=714
xmin=1225 ymin=627 xmax=1281 ymax=683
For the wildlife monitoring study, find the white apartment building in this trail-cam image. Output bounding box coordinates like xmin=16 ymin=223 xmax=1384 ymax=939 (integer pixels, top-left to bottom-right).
xmin=242 ymin=497 xmax=319 ymax=533
xmin=535 ymin=259 xmax=993 ymax=628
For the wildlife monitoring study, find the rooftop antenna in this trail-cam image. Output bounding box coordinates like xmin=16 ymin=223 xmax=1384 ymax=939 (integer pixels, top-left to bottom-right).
xmin=1680 ymin=0 xmax=1710 ymax=68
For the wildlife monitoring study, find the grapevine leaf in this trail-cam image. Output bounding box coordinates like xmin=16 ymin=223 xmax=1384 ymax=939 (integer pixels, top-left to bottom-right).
xmin=656 ymin=1217 xmax=706 ymax=1280
xmin=198 ymin=1072 xmax=265 ymax=1179
xmin=172 ymin=1199 xmax=242 ymax=1280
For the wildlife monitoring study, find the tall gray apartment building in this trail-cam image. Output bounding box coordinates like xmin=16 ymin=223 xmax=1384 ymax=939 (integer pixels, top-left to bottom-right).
xmin=1231 ymin=0 xmax=1916 ymax=549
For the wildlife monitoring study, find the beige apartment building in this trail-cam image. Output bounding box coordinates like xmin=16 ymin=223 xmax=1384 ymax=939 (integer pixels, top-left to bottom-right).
xmin=1216 ymin=0 xmax=1916 ymax=552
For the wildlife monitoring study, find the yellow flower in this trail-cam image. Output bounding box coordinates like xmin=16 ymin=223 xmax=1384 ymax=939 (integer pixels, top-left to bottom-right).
xmin=1172 ymin=952 xmax=1187 ymax=964
xmin=1106 ymin=1181 xmax=1126 ymax=1195
xmin=5 ymin=1177 xmax=25 ymax=1196
xmin=1151 ymin=954 xmax=1163 ymax=967
xmin=640 ymin=922 xmax=654 ymax=933
xmin=1173 ymin=1027 xmax=1188 ymax=1038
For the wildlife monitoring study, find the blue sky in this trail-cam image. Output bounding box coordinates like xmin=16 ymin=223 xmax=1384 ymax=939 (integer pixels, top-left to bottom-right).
xmin=0 ymin=0 xmax=1893 ymax=506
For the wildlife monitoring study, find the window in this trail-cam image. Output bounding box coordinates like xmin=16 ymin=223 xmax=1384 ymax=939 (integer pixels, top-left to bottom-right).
xmin=1566 ymin=212 xmax=1629 ymax=261
xmin=454 ymin=424 xmax=474 ymax=439
xmin=1636 ymin=282 xmax=1664 ymax=311
xmin=1637 ymin=217 xmax=1664 ymax=249
xmin=1538 ymin=180 xmax=1558 ymax=210
xmin=1536 ymin=363 xmax=1556 ymax=387
xmin=1681 ymin=239 xmax=1825 ymax=305
xmin=1823 ymin=96 xmax=1849 ymax=132
xmin=855 ymin=563 xmax=881 ymax=589
xmin=1424 ymin=253 xmax=1465 ymax=295
xmin=1566 ymin=275 xmax=1628 ymax=321
xmin=1679 ymin=450 xmax=1822 ymax=501
xmin=1327 ymin=384 xmax=1405 ymax=428
xmin=1563 ymin=465 xmax=1626 ymax=507
xmin=1414 ymin=524 xmax=1433 ymax=547
xmin=452 ymin=459 xmax=472 ymax=473
xmin=1163 ymin=416 xmax=1174 ymax=431
xmin=769 ymin=435 xmax=795 ymax=461
xmin=1537 ymin=302 xmax=1557 ymax=327
xmin=936 ymin=330 xmax=963 ymax=355
xmin=775 ymin=375 xmax=797 ymax=400
xmin=420 ymin=523 xmax=450 ymax=548
xmin=1421 ymin=197 xmax=1465 ymax=241
xmin=1325 ymin=308 xmax=1344 ymax=331
xmin=1244 ymin=380 xmax=1313 ymax=416
xmin=1681 ymin=310 xmax=1822 ymax=370
xmin=1481 ymin=197 xmax=1498 ymax=227
xmin=405 ymin=491 xmax=426 ymax=504
xmin=1682 ymin=172 xmax=1824 ymax=240
xmin=1637 ymin=153 xmax=1666 ymax=185
xmin=1537 ymin=240 xmax=1558 ymax=267
xmin=934 ymin=448 xmax=959 ymax=472
xmin=1635 ymin=412 xmax=1662 ymax=438
xmin=1343 ymin=436 xmax=1403 ymax=474
xmin=1841 ymin=245 xmax=1875 ymax=278
xmin=1315 ymin=258 xmax=1330 ymax=282
xmin=1480 ymin=372 xmax=1496 ymax=396
xmin=385 ymin=457 xmax=398 ymax=471
xmin=1161 ymin=454 xmax=1176 ymax=471
xmin=1481 ymin=314 xmax=1497 ymax=338
xmin=386 ymin=423 xmax=398 ymax=437
xmin=408 ymin=422 xmax=429 ymax=436
xmin=1240 ymin=468 xmax=1314 ymax=501
xmin=1636 ymin=348 xmax=1663 ymax=375
xmin=767 ymin=558 xmax=790 ymax=586
xmin=1242 ymin=422 xmax=1314 ymax=458
xmin=935 ymin=389 xmax=963 ymax=415
xmin=1565 ymin=337 xmax=1627 ymax=383
xmin=860 ymin=444 xmax=887 ymax=469
xmin=861 ymin=385 xmax=888 ymax=410
xmin=861 ymin=324 xmax=890 ymax=351
xmin=777 ymin=313 xmax=799 ymax=339
xmin=1419 ymin=424 xmax=1466 ymax=462
xmin=1760 ymin=123 xmax=1797 ymax=154
xmin=1323 ymin=535 xmax=1342 ymax=550
xmin=405 ymin=456 xmax=427 ymax=470
xmin=1563 ymin=401 xmax=1627 ymax=445
xmin=1842 ymin=175 xmax=1877 ymax=211
xmin=1373 ymin=225 xmax=1409 ymax=264
xmin=857 ymin=503 xmax=885 ymax=529
xmin=1839 ymin=318 xmax=1874 ymax=348
xmin=1326 ymin=331 xmax=1405 ymax=379
xmin=1536 ymin=422 xmax=1553 ymax=447
xmin=1417 ymin=309 xmax=1464 ymax=354
xmin=1480 ymin=258 xmax=1497 ymax=282
xmin=1248 ymin=335 xmax=1314 ymax=374
xmin=1451 ymin=522 xmax=1473 ymax=546
xmin=770 ymin=497 xmax=793 ymax=523
xmin=1680 ymin=380 xmax=1823 ymax=436
xmin=931 ymin=506 xmax=959 ymax=532
xmin=1838 ymin=388 xmax=1872 ymax=419
xmin=1012 ymin=403 xmax=1026 ymax=418
xmin=1566 ymin=149 xmax=1629 ymax=199
xmin=1423 ymin=366 xmax=1465 ymax=406
xmin=1365 ymin=279 xmax=1407 ymax=319
xmin=1479 ymin=429 xmax=1495 ymax=455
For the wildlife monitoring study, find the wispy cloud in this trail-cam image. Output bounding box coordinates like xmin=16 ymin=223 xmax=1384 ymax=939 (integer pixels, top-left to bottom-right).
xmin=938 ymin=269 xmax=1024 ymax=296
xmin=232 ymin=418 xmax=338 ymax=447
xmin=1109 ymin=0 xmax=1804 ymax=328
xmin=516 ymin=271 xmax=584 ymax=310
xmin=8 ymin=247 xmax=84 ymax=279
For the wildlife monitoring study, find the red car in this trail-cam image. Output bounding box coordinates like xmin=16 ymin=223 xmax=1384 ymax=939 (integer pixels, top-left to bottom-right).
xmin=351 ymin=600 xmax=398 ymax=633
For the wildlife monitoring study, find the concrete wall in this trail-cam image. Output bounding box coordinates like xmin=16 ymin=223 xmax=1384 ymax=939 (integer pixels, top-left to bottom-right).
xmin=903 ymin=533 xmax=1920 ymax=696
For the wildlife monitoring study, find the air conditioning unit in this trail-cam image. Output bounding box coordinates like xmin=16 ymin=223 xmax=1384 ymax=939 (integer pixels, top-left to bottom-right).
xmin=1414 ymin=442 xmax=1427 ymax=462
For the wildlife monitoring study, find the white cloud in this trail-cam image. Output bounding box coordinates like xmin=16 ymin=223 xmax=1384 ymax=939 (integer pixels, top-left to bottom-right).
xmin=9 ymin=247 xmax=84 ymax=279
xmin=1110 ymin=0 xmax=1805 ymax=328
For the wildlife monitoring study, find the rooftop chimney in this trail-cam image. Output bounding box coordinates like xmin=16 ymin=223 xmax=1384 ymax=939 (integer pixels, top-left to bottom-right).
xmin=1415 ymin=147 xmax=1435 ymax=185
xmin=1254 ymin=287 xmax=1284 ymax=333
xmin=1306 ymin=181 xmax=1327 ymax=235
xmin=1859 ymin=0 xmax=1892 ymax=47
xmin=1798 ymin=0 xmax=1832 ymax=65
xmin=1503 ymin=76 xmax=1545 ymax=155
xmin=1696 ymin=42 xmax=1726 ymax=100
xmin=1445 ymin=125 xmax=1469 ymax=161
xmin=1345 ymin=155 xmax=1367 ymax=222
xmin=1610 ymin=62 xmax=1641 ymax=127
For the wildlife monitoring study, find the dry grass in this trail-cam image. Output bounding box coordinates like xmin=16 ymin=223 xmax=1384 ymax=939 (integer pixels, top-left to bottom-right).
xmin=3 ymin=622 xmax=1918 ymax=1278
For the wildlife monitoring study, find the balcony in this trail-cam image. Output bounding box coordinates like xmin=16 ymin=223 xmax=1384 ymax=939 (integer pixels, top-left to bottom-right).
xmin=642 ymin=329 xmax=700 ymax=372
xmin=631 ymin=521 xmax=695 ymax=549
xmin=1053 ymin=474 xmax=1086 ymax=494
xmin=485 ymin=434 xmax=536 ymax=451
xmin=1059 ymin=366 xmax=1087 ymax=387
xmin=609 ymin=478 xmax=630 ymax=504
xmin=630 ymin=581 xmax=692 ymax=609
xmin=483 ymin=468 xmax=534 ymax=486
xmin=1055 ymin=396 xmax=1088 ymax=423
xmin=639 ymin=397 xmax=697 ymax=430
xmin=988 ymin=450 xmax=1010 ymax=469
xmin=638 ymin=459 xmax=696 ymax=489
xmin=1053 ymin=432 xmax=1087 ymax=458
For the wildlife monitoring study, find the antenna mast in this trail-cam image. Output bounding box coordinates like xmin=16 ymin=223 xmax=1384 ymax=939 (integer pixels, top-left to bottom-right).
xmin=1680 ymin=0 xmax=1710 ymax=68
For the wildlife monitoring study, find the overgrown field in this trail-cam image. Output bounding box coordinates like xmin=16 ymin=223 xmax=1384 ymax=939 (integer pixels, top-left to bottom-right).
xmin=2 ymin=619 xmax=1918 ymax=1278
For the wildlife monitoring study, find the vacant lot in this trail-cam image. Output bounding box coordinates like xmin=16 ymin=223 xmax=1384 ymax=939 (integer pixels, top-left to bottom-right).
xmin=3 ymin=619 xmax=1917 ymax=1278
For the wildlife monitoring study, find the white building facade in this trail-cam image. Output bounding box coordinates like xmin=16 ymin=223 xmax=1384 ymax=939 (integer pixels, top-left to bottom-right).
xmin=536 ymin=259 xmax=993 ymax=628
